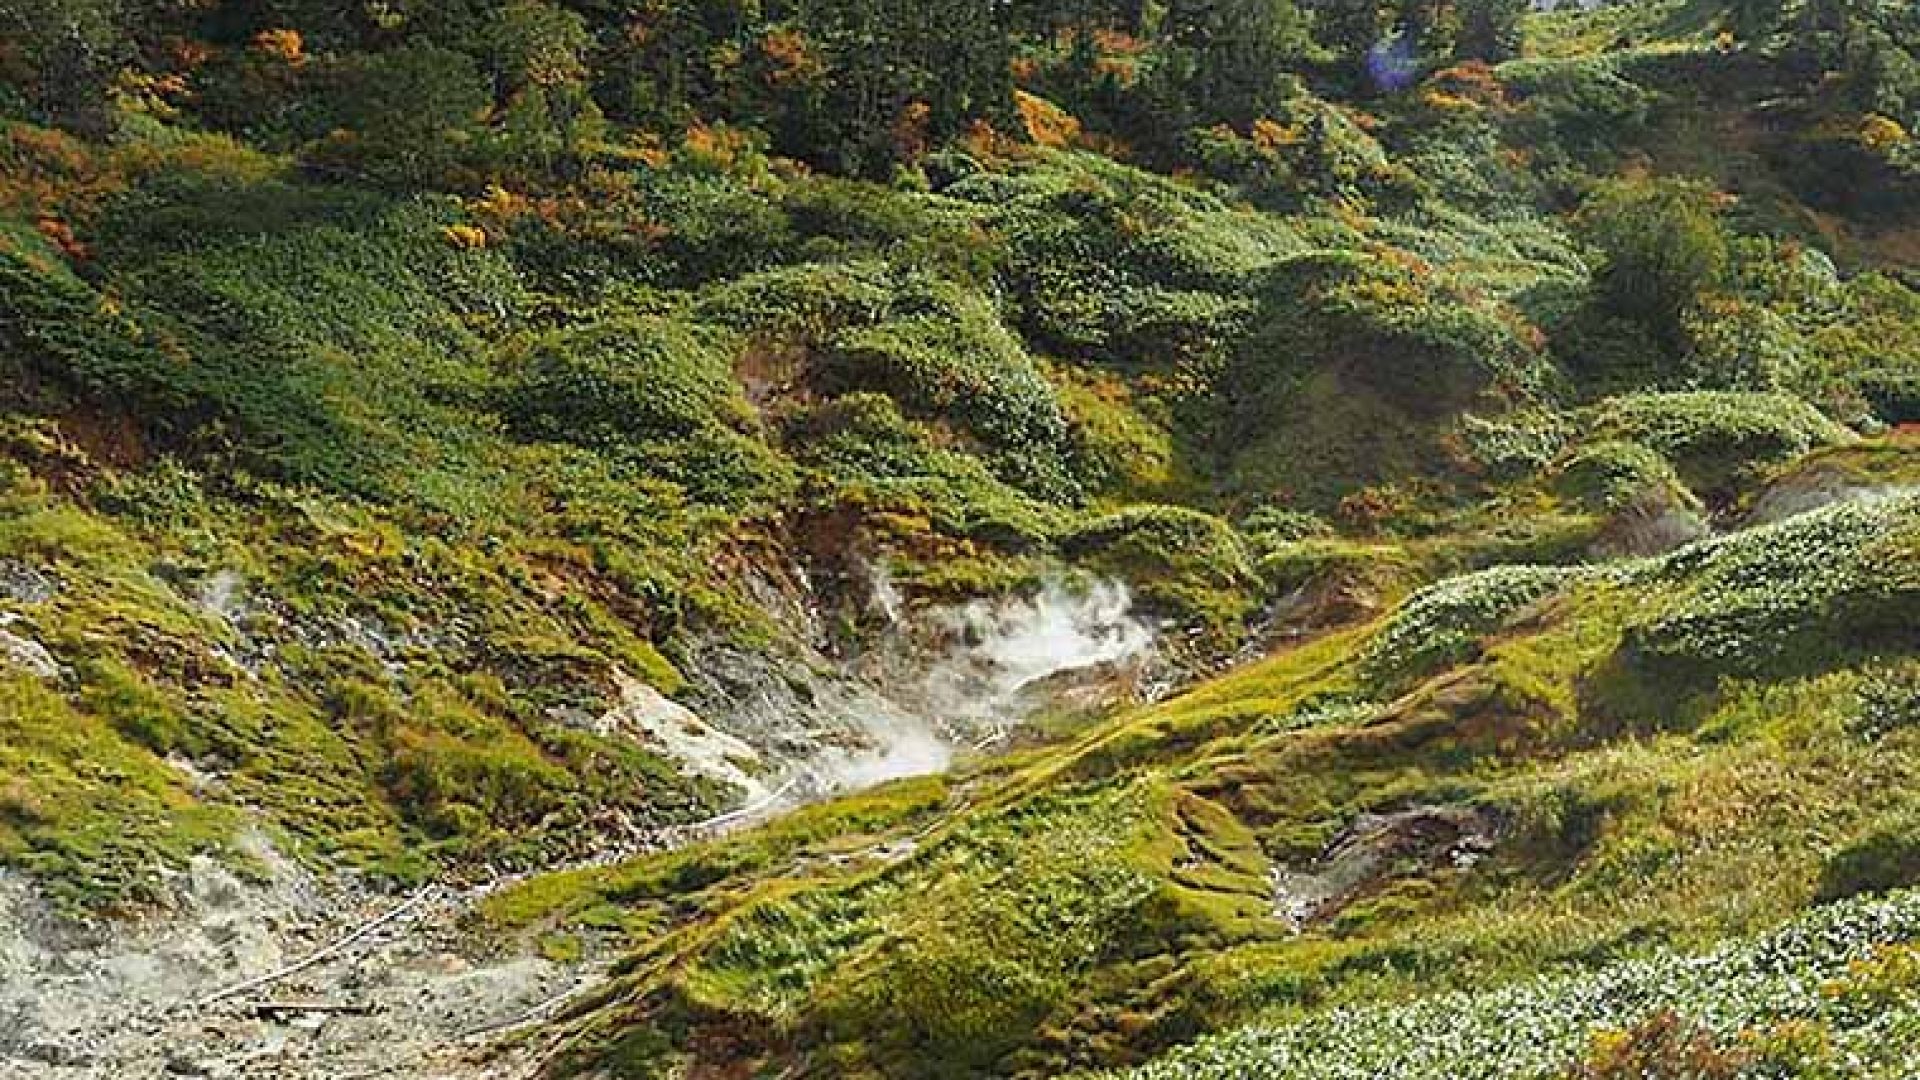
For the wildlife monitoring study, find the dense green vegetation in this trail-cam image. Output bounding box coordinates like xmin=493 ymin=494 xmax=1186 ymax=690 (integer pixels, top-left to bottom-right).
xmin=502 ymin=489 xmax=1920 ymax=1077
xmin=1 ymin=0 xmax=1917 ymax=1076
xmin=1110 ymin=890 xmax=1920 ymax=1079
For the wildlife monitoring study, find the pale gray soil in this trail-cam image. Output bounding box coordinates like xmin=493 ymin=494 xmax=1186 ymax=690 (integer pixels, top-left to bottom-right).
xmin=0 ymin=834 xmax=579 ymax=1080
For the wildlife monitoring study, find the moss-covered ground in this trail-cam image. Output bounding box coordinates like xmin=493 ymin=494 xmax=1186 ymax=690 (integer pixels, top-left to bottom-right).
xmin=511 ymin=484 xmax=1920 ymax=1078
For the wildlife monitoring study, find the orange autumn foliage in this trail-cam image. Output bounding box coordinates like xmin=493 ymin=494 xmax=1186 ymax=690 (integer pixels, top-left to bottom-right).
xmin=0 ymin=126 xmax=125 ymax=231
xmin=1860 ymin=113 xmax=1910 ymax=153
xmin=1424 ymin=61 xmax=1506 ymax=108
xmin=251 ymin=28 xmax=306 ymax=66
xmin=1250 ymin=118 xmax=1301 ymax=151
xmin=163 ymin=36 xmax=216 ymax=71
xmin=759 ymin=27 xmax=824 ymax=86
xmin=893 ymin=101 xmax=934 ymax=161
xmin=35 ymin=216 xmax=88 ymax=261
xmin=440 ymin=224 xmax=489 ymax=250
xmin=1016 ymin=91 xmax=1082 ymax=149
xmin=1090 ymin=28 xmax=1149 ymax=56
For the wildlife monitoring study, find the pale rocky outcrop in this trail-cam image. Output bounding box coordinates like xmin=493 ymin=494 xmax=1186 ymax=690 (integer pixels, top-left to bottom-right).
xmin=593 ymin=671 xmax=766 ymax=801
xmin=0 ymin=621 xmax=61 ymax=680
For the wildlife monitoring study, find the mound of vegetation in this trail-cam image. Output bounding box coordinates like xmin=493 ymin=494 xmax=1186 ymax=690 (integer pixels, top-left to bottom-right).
xmin=1108 ymin=891 xmax=1920 ymax=1080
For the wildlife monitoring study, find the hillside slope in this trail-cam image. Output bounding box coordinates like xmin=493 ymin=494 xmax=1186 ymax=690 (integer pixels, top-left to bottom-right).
xmin=500 ymin=480 xmax=1920 ymax=1078
xmin=1 ymin=0 xmax=1918 ymax=1077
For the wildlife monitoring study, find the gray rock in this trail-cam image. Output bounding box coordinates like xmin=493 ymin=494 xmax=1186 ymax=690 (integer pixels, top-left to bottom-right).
xmin=0 ymin=560 xmax=57 ymax=605
xmin=0 ymin=626 xmax=61 ymax=679
xmin=1272 ymin=803 xmax=1505 ymax=932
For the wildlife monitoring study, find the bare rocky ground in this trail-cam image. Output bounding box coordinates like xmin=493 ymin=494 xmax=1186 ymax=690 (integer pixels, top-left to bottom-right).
xmin=1271 ymin=804 xmax=1505 ymax=932
xmin=0 ymin=832 xmax=587 ymax=1080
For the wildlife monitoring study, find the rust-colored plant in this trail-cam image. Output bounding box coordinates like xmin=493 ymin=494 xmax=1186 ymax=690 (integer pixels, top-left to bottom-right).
xmin=1566 ymin=1011 xmax=1752 ymax=1080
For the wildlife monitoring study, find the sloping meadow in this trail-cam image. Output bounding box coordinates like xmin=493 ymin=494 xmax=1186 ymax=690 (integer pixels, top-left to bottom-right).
xmin=521 ymin=492 xmax=1920 ymax=1078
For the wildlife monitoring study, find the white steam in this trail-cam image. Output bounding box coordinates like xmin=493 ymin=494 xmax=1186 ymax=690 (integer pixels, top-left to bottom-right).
xmin=802 ymin=720 xmax=954 ymax=794
xmin=791 ymin=571 xmax=1155 ymax=796
xmin=920 ymin=577 xmax=1155 ymax=744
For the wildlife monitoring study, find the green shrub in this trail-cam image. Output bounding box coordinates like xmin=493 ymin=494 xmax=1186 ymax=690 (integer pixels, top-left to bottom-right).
xmin=1498 ymin=55 xmax=1652 ymax=158
xmin=698 ymin=260 xmax=1076 ymax=496
xmin=1103 ymin=288 xmax=1256 ymax=392
xmin=499 ymin=315 xmax=747 ymax=447
xmin=1183 ymin=96 xmax=1396 ymax=211
xmin=1064 ymin=505 xmax=1256 ymax=630
xmin=1681 ymin=298 xmax=1812 ymax=391
xmin=641 ymin=172 xmax=796 ymax=285
xmin=388 ymin=725 xmax=573 ymax=840
xmin=1054 ymin=366 xmax=1180 ymax=499
xmin=683 ymin=786 xmax=1166 ymax=1076
xmin=1456 ymin=409 xmax=1575 ymax=480
xmin=1551 ymin=439 xmax=1694 ymax=513
xmin=1856 ymin=363 xmax=1920 ymax=425
xmin=1580 ymin=392 xmax=1852 ymax=498
xmin=949 ymin=152 xmax=1295 ymax=371
xmin=1615 ymin=493 xmax=1920 ymax=686
xmin=1822 ymin=274 xmax=1920 ymax=425
xmin=1455 ymin=0 xmax=1527 ymax=62
xmin=1222 ymin=248 xmax=1551 ymax=506
xmin=1242 ymin=248 xmax=1547 ymax=412
xmin=1241 ymin=508 xmax=1335 ymax=552
xmin=1851 ymin=661 xmax=1920 ymax=741
xmin=93 ymin=181 xmax=525 ymax=507
xmin=0 ymin=675 xmax=237 ymax=910
xmin=1820 ymin=827 xmax=1920 ymax=901
xmin=818 ymin=286 xmax=1067 ymax=458
xmin=780 ymin=177 xmax=994 ymax=279
xmin=302 ymin=42 xmax=492 ymax=188
xmin=786 ymin=394 xmax=1062 ymax=544
xmin=1575 ymin=178 xmax=1729 ymax=354
xmin=0 ymin=240 xmax=189 ymax=411
xmin=694 ymin=259 xmax=897 ymax=340
xmin=1103 ymin=892 xmax=1920 ymax=1080
xmin=1135 ymin=0 xmax=1315 ymax=134
xmin=1255 ymin=537 xmax=1411 ymax=599
xmin=635 ymin=425 xmax=796 ymax=512
xmin=1359 ymin=564 xmax=1583 ymax=689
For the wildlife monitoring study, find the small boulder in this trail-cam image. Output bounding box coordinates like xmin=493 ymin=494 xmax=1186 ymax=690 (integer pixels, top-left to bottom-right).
xmin=0 ymin=625 xmax=61 ymax=679
xmin=0 ymin=561 xmax=58 ymax=605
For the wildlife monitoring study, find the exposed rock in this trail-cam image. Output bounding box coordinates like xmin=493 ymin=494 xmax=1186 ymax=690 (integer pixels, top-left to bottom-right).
xmin=1746 ymin=466 xmax=1917 ymax=527
xmin=592 ymin=670 xmax=764 ymax=799
xmin=0 ymin=833 xmax=576 ymax=1080
xmin=192 ymin=569 xmax=250 ymax=625
xmin=910 ymin=576 xmax=1155 ymax=737
xmin=0 ymin=560 xmax=58 ymax=605
xmin=1011 ymin=656 xmax=1147 ymax=722
xmin=0 ymin=622 xmax=61 ymax=679
xmin=690 ymin=640 xmax=950 ymax=798
xmin=164 ymin=755 xmax=227 ymax=798
xmin=1589 ymin=488 xmax=1709 ymax=560
xmin=1271 ymin=804 xmax=1504 ymax=931
xmin=675 ymin=569 xmax=1166 ymax=799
